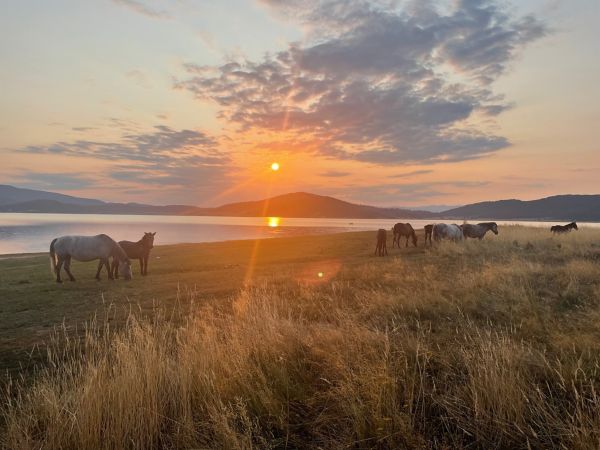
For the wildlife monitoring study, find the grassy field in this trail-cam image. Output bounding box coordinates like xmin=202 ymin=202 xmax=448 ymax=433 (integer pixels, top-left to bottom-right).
xmin=1 ymin=226 xmax=600 ymax=448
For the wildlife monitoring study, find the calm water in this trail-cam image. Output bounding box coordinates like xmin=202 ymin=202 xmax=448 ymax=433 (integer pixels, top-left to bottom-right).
xmin=1 ymin=213 xmax=598 ymax=254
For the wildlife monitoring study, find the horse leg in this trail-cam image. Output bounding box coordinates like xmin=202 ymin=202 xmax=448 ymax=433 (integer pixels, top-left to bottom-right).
xmin=55 ymin=256 xmax=64 ymax=283
xmin=105 ymin=258 xmax=114 ymax=280
xmin=64 ymin=255 xmax=76 ymax=281
xmin=143 ymin=256 xmax=149 ymax=275
xmin=95 ymin=260 xmax=103 ymax=280
xmin=139 ymin=258 xmax=144 ymax=276
xmin=112 ymin=259 xmax=119 ymax=279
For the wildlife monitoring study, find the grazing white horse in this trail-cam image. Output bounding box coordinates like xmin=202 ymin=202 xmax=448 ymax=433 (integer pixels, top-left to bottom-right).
xmin=432 ymin=223 xmax=464 ymax=242
xmin=50 ymin=234 xmax=132 ymax=283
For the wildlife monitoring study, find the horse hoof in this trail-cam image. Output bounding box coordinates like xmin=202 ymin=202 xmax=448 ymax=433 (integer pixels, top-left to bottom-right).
xmin=56 ymin=280 xmax=62 ymax=284
xmin=70 ymin=278 xmax=76 ymax=282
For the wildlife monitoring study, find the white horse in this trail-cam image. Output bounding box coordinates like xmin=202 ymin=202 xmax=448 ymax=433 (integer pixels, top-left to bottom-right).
xmin=50 ymin=234 xmax=132 ymax=283
xmin=432 ymin=223 xmax=464 ymax=242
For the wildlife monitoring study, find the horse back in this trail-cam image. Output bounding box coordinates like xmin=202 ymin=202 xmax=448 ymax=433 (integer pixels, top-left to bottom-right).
xmin=53 ymin=235 xmax=115 ymax=261
xmin=119 ymin=240 xmax=147 ymax=258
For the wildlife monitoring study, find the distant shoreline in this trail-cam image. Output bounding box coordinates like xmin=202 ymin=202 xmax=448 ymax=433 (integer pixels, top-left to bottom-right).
xmin=2 ymin=222 xmax=600 ymax=257
xmin=1 ymin=211 xmax=598 ymax=223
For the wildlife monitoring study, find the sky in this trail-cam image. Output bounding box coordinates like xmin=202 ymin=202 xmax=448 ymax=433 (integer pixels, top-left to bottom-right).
xmin=1 ymin=0 xmax=599 ymax=208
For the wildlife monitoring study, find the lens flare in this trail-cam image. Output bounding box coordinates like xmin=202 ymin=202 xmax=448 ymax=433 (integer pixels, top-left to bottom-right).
xmin=267 ymin=216 xmax=280 ymax=227
xmin=271 ymin=162 xmax=280 ymax=171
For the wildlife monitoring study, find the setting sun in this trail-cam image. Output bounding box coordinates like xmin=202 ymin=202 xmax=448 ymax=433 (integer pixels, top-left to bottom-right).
xmin=270 ymin=162 xmax=280 ymax=171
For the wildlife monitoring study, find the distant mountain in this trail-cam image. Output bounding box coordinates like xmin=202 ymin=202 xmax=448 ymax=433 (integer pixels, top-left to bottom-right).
xmin=0 ymin=184 xmax=104 ymax=207
xmin=411 ymin=204 xmax=462 ymax=213
xmin=190 ymin=192 xmax=435 ymax=219
xmin=0 ymin=188 xmax=434 ymax=219
xmin=1 ymin=185 xmax=598 ymax=221
xmin=0 ymin=199 xmax=196 ymax=215
xmin=443 ymin=195 xmax=600 ymax=221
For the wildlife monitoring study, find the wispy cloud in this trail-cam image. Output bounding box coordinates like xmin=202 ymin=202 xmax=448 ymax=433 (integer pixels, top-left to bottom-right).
xmin=112 ymin=0 xmax=171 ymax=19
xmin=15 ymin=125 xmax=233 ymax=203
xmin=388 ymin=170 xmax=433 ymax=179
xmin=13 ymin=173 xmax=97 ymax=191
xmin=126 ymin=69 xmax=151 ymax=88
xmin=323 ymin=180 xmax=490 ymax=205
xmin=319 ymin=170 xmax=350 ymax=177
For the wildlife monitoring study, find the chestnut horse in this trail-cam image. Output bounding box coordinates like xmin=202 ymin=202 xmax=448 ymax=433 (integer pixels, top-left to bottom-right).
xmin=392 ymin=223 xmax=417 ymax=248
xmin=112 ymin=232 xmax=156 ymax=277
xmin=424 ymin=224 xmax=433 ymax=245
xmin=374 ymin=229 xmax=388 ymax=256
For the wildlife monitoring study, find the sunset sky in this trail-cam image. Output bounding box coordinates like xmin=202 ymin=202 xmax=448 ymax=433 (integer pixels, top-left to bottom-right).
xmin=1 ymin=0 xmax=599 ymax=208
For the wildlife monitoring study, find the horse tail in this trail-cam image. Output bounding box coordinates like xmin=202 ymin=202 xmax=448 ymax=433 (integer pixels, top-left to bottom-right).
xmin=49 ymin=238 xmax=58 ymax=275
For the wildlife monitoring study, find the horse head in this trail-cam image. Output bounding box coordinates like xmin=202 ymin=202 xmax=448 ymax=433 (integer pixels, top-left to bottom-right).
xmin=119 ymin=258 xmax=133 ymax=280
xmin=572 ymin=222 xmax=578 ymax=230
xmin=490 ymin=223 xmax=499 ymax=235
xmin=143 ymin=232 xmax=156 ymax=249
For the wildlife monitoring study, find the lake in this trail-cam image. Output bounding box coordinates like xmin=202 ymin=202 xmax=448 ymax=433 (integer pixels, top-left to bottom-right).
xmin=1 ymin=213 xmax=598 ymax=255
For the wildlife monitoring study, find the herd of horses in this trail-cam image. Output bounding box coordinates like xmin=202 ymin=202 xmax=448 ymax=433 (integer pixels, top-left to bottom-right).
xmin=375 ymin=221 xmax=578 ymax=256
xmin=46 ymin=220 xmax=580 ymax=281
xmin=49 ymin=232 xmax=156 ymax=283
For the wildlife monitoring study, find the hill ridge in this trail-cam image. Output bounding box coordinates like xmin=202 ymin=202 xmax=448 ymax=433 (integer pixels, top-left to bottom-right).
xmin=1 ymin=185 xmax=599 ymax=221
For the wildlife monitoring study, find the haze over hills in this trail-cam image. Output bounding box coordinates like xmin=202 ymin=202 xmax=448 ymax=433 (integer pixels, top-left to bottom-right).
xmin=0 ymin=184 xmax=104 ymax=207
xmin=0 ymin=186 xmax=434 ymax=219
xmin=1 ymin=185 xmax=599 ymax=221
xmin=442 ymin=195 xmax=600 ymax=222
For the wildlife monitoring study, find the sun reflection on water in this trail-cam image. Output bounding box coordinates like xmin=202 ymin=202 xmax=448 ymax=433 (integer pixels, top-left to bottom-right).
xmin=267 ymin=216 xmax=281 ymax=228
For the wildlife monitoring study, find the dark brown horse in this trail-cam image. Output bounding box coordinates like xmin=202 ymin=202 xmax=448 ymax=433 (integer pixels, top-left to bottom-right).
xmin=461 ymin=222 xmax=498 ymax=240
xmin=424 ymin=224 xmax=433 ymax=245
xmin=112 ymin=232 xmax=156 ymax=277
xmin=551 ymin=222 xmax=578 ymax=234
xmin=392 ymin=223 xmax=417 ymax=248
xmin=374 ymin=229 xmax=388 ymax=256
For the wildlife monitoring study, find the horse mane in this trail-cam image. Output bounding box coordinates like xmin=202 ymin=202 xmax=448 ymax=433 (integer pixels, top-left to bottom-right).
xmin=98 ymin=234 xmax=129 ymax=261
xmin=477 ymin=222 xmax=496 ymax=229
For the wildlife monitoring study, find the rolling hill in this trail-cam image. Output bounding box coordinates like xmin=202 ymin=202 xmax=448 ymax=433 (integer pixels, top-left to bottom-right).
xmin=0 ymin=184 xmax=104 ymax=207
xmin=443 ymin=195 xmax=600 ymax=222
xmin=1 ymin=185 xmax=599 ymax=221
xmin=0 ymin=187 xmax=434 ymax=219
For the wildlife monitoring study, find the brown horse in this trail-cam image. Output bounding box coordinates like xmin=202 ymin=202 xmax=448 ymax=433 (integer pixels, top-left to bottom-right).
xmin=461 ymin=222 xmax=498 ymax=240
xmin=392 ymin=223 xmax=417 ymax=248
xmin=112 ymin=232 xmax=156 ymax=277
xmin=551 ymin=222 xmax=578 ymax=234
xmin=424 ymin=224 xmax=433 ymax=245
xmin=374 ymin=229 xmax=388 ymax=256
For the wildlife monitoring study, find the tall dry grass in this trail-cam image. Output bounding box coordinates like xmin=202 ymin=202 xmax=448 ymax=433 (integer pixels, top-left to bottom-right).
xmin=3 ymin=226 xmax=600 ymax=449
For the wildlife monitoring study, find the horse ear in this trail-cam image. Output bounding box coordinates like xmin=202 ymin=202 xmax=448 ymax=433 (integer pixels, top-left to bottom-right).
xmin=152 ymin=232 xmax=156 ymax=236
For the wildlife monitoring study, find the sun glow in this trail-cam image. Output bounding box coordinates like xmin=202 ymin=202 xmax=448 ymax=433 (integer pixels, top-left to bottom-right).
xmin=270 ymin=162 xmax=280 ymax=171
xmin=267 ymin=216 xmax=280 ymax=227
